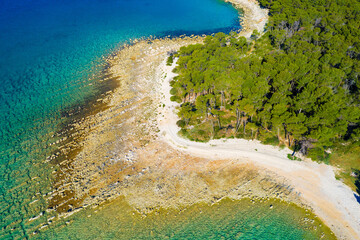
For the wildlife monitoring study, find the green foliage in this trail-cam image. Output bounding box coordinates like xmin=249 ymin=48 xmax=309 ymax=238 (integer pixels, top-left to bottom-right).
xmin=308 ymin=148 xmax=331 ymax=164
xmin=167 ymin=55 xmax=174 ymax=66
xmin=262 ymin=136 xmax=280 ymax=146
xmin=170 ymin=96 xmax=181 ymax=103
xmin=287 ymin=154 xmax=302 ymax=161
xmin=176 ymin=120 xmax=186 ymax=128
xmin=355 ymin=170 xmax=360 ymax=195
xmin=179 ymin=128 xmax=191 ymax=140
xmin=171 ymin=0 xmax=360 ymax=188
xmin=170 ymin=88 xmax=177 ymax=95
xmin=251 ymin=30 xmax=260 ymax=40
xmin=329 ymin=142 xmax=360 ymax=191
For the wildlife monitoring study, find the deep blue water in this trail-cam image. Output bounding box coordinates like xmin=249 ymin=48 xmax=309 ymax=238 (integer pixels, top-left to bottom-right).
xmin=0 ymin=0 xmax=239 ymax=238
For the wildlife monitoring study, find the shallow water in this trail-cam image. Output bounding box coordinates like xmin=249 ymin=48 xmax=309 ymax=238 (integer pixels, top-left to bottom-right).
xmin=36 ymin=197 xmax=335 ymax=239
xmin=0 ymin=0 xmax=336 ymax=239
xmin=0 ymin=0 xmax=239 ymax=238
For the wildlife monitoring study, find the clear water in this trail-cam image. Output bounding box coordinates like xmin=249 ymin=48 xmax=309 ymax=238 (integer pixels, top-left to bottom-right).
xmin=0 ymin=0 xmax=239 ymax=238
xmin=36 ymin=198 xmax=335 ymax=239
xmin=0 ymin=0 xmax=336 ymax=239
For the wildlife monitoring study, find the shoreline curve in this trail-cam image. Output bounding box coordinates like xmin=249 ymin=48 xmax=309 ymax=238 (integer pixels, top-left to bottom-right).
xmin=47 ymin=0 xmax=360 ymax=239
xmin=157 ymin=56 xmax=360 ymax=240
xmin=154 ymin=1 xmax=360 ymax=239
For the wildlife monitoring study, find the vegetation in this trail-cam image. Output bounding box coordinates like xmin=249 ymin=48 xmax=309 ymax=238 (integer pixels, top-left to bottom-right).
xmin=167 ymin=50 xmax=177 ymax=66
xmin=170 ymin=0 xmax=360 ymax=190
xmin=287 ymin=154 xmax=302 ymax=161
xmin=355 ymin=169 xmax=360 ymax=195
xmin=167 ymin=55 xmax=174 ymax=66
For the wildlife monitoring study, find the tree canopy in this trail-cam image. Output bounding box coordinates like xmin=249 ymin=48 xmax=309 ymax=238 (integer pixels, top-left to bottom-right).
xmin=170 ymin=0 xmax=360 ymax=188
xmin=171 ymin=0 xmax=360 ymax=191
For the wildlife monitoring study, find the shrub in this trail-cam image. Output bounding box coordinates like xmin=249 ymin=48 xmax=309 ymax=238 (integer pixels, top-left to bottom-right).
xmin=170 ymin=88 xmax=177 ymax=95
xmin=287 ymin=154 xmax=301 ymax=161
xmin=308 ymin=148 xmax=330 ymax=164
xmin=176 ymin=120 xmax=186 ymax=128
xmin=166 ymin=56 xmax=173 ymax=66
xmin=354 ymin=170 xmax=360 ymax=195
xmin=170 ymin=96 xmax=181 ymax=103
xmin=262 ymin=136 xmax=279 ymax=146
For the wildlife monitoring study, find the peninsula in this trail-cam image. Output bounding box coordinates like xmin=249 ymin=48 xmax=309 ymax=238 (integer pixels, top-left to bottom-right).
xmin=38 ymin=0 xmax=360 ymax=239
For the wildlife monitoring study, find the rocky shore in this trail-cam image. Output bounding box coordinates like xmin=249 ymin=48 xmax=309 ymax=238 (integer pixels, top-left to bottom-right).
xmin=226 ymin=0 xmax=268 ymax=38
xmin=44 ymin=0 xmax=270 ymax=223
xmin=50 ymin=37 xmax=301 ymax=215
xmin=39 ymin=1 xmax=359 ymax=239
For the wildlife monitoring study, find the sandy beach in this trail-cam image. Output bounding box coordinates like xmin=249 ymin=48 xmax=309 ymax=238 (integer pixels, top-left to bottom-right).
xmin=43 ymin=0 xmax=360 ymax=239
xmin=155 ymin=1 xmax=360 ymax=239
xmin=157 ymin=57 xmax=360 ymax=240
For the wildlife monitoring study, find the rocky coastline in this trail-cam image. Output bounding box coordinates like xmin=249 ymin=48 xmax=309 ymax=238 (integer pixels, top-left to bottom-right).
xmin=38 ymin=1 xmax=360 ymax=239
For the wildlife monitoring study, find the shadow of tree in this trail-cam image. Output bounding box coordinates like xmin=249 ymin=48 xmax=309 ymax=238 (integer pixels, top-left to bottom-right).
xmin=354 ymin=193 xmax=360 ymax=204
xmin=354 ymin=169 xmax=360 ymax=196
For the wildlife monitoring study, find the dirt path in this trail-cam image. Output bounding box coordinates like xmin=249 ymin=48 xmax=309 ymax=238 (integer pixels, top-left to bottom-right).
xmin=156 ymin=59 xmax=360 ymax=240
xmin=48 ymin=0 xmax=360 ymax=239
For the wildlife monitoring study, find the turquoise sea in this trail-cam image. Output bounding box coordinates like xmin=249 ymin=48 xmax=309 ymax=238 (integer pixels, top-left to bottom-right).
xmin=0 ymin=0 xmax=335 ymax=239
xmin=37 ymin=198 xmax=335 ymax=239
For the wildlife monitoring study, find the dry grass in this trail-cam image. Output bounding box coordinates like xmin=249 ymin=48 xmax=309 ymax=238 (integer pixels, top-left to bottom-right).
xmin=330 ymin=143 xmax=360 ymax=192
